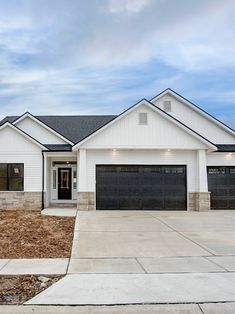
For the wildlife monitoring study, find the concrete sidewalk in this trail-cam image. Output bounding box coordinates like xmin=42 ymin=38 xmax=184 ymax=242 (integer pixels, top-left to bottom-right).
xmin=0 ymin=258 xmax=69 ymax=275
xmin=26 ymin=272 xmax=235 ymax=305
xmin=4 ymin=303 xmax=235 ymax=313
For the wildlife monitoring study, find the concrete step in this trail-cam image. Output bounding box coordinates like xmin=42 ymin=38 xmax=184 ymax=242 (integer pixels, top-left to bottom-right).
xmin=49 ymin=203 xmax=77 ymax=208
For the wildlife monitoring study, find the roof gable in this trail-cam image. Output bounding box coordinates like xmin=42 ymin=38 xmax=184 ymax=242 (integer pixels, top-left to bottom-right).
xmin=73 ymin=99 xmax=217 ymax=151
xmin=0 ymin=122 xmax=47 ymax=151
xmin=13 ymin=113 xmax=74 ymax=145
xmin=151 ymin=89 xmax=235 ymax=144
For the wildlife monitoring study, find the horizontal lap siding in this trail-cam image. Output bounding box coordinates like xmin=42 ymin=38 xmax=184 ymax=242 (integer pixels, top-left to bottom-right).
xmin=207 ymin=152 xmax=235 ymax=166
xmin=0 ymin=127 xmax=42 ymax=192
xmin=0 ymin=153 xmax=42 ymax=192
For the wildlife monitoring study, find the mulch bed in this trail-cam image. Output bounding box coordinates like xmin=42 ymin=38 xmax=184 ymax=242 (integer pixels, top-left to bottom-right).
xmin=0 ymin=210 xmax=75 ymax=258
xmin=0 ymin=275 xmax=62 ymax=304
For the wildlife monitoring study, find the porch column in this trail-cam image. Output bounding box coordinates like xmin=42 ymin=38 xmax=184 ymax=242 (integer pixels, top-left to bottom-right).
xmin=43 ymin=153 xmax=47 ymax=209
xmin=43 ymin=154 xmax=50 ymax=208
xmin=78 ymin=149 xmax=87 ymax=192
xmin=77 ymin=149 xmax=94 ymax=210
xmin=197 ymin=149 xmax=208 ymax=192
xmin=192 ymin=149 xmax=210 ymax=211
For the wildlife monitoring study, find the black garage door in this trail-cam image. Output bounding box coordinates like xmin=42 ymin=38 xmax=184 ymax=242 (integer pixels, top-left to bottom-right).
xmin=208 ymin=166 xmax=235 ymax=209
xmin=96 ymin=165 xmax=186 ymax=210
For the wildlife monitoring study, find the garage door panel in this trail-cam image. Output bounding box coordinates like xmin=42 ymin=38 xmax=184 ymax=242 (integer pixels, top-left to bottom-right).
xmin=119 ymin=198 xmax=141 ymax=210
xmin=165 ymin=199 xmax=185 ymax=210
xmin=214 ymin=189 xmax=228 ymax=197
xmin=142 ymin=187 xmax=163 ymax=197
xmin=208 ymin=166 xmax=235 ymax=210
xmin=141 ymin=175 xmax=162 ymax=185
xmin=96 ymin=165 xmax=186 ymax=210
xmin=96 ymin=196 xmax=119 ymax=210
xmin=142 ymin=199 xmax=164 ymax=210
xmin=229 ymin=199 xmax=235 ymax=209
xmin=211 ymin=198 xmax=228 ymax=209
xmin=229 ymin=177 xmax=235 ymax=185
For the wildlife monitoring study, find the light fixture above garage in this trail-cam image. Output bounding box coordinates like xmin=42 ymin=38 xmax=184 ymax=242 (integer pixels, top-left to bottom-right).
xmin=167 ymin=149 xmax=171 ymax=152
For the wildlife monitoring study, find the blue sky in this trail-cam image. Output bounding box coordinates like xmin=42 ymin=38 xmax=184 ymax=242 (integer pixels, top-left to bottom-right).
xmin=0 ymin=0 xmax=235 ymax=128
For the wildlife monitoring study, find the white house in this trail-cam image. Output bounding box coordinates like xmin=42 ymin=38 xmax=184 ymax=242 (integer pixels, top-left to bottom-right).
xmin=0 ymin=88 xmax=235 ymax=212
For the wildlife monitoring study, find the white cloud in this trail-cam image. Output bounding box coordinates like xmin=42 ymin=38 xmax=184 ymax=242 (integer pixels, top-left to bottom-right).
xmin=0 ymin=0 xmax=235 ymax=123
xmin=108 ymin=0 xmax=152 ymax=14
xmin=0 ymin=0 xmax=235 ymax=70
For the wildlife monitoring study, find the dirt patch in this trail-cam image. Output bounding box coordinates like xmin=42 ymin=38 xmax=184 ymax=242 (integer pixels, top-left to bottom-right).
xmin=0 ymin=211 xmax=75 ymax=258
xmin=0 ymin=275 xmax=62 ymax=304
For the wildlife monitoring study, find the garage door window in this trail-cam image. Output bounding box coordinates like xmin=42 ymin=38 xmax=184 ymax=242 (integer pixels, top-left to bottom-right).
xmin=230 ymin=168 xmax=235 ymax=174
xmin=208 ymin=167 xmax=226 ymax=175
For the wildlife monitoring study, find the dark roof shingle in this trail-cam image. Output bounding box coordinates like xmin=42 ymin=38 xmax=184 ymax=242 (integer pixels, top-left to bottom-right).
xmin=216 ymin=144 xmax=235 ymax=152
xmin=44 ymin=144 xmax=72 ymax=151
xmin=0 ymin=115 xmax=117 ymax=144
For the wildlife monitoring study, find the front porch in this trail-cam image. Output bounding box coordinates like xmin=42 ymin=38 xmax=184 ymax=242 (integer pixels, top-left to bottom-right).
xmin=43 ymin=152 xmax=78 ymax=208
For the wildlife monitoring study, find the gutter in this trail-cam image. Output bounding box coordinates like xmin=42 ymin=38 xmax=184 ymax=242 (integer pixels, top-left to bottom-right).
xmin=41 ymin=151 xmax=45 ymax=211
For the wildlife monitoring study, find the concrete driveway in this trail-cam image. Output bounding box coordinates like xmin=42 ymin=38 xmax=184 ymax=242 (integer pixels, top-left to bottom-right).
xmin=27 ymin=210 xmax=235 ymax=306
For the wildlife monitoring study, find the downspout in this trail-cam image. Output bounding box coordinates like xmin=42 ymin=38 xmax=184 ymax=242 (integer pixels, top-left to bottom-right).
xmin=41 ymin=151 xmax=45 ymax=211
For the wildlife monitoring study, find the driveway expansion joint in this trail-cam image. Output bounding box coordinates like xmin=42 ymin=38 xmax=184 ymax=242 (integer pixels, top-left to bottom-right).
xmin=148 ymin=212 xmax=215 ymax=256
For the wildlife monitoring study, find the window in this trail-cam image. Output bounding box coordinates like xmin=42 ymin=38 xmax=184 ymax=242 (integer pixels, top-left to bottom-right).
xmin=163 ymin=100 xmax=172 ymax=112
xmin=73 ymin=170 xmax=77 ymax=189
xmin=165 ymin=167 xmax=177 ymax=174
xmin=0 ymin=163 xmax=24 ymax=191
xmin=139 ymin=112 xmax=148 ymax=125
xmin=229 ymin=168 xmax=235 ymax=174
xmin=53 ymin=170 xmax=56 ymax=189
xmin=52 ymin=161 xmax=76 ymax=166
xmin=208 ymin=167 xmax=226 ymax=175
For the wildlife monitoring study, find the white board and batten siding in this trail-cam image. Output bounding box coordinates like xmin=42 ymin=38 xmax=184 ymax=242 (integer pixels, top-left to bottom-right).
xmin=16 ymin=117 xmax=67 ymax=144
xmin=153 ymin=94 xmax=235 ymax=144
xmin=0 ymin=126 xmax=42 ymax=192
xmin=85 ymin=149 xmax=198 ymax=194
xmin=79 ymin=104 xmax=208 ymax=150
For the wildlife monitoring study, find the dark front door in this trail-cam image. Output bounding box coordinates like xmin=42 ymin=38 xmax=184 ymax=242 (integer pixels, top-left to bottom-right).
xmin=58 ymin=168 xmax=72 ymax=200
xmin=208 ymin=166 xmax=235 ymax=209
xmin=96 ymin=165 xmax=186 ymax=210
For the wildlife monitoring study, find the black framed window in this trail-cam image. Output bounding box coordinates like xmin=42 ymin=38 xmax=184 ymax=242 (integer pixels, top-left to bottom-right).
xmin=0 ymin=163 xmax=24 ymax=191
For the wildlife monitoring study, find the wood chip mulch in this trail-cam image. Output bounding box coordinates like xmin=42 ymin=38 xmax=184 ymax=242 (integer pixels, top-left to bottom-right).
xmin=0 ymin=210 xmax=75 ymax=258
xmin=0 ymin=275 xmax=63 ymax=304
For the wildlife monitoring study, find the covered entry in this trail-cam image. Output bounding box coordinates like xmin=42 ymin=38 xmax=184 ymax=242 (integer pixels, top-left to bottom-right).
xmin=96 ymin=165 xmax=187 ymax=210
xmin=208 ymin=166 xmax=235 ymax=209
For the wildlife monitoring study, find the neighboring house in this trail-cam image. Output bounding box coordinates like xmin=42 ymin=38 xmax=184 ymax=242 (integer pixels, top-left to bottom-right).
xmin=0 ymin=88 xmax=235 ymax=212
